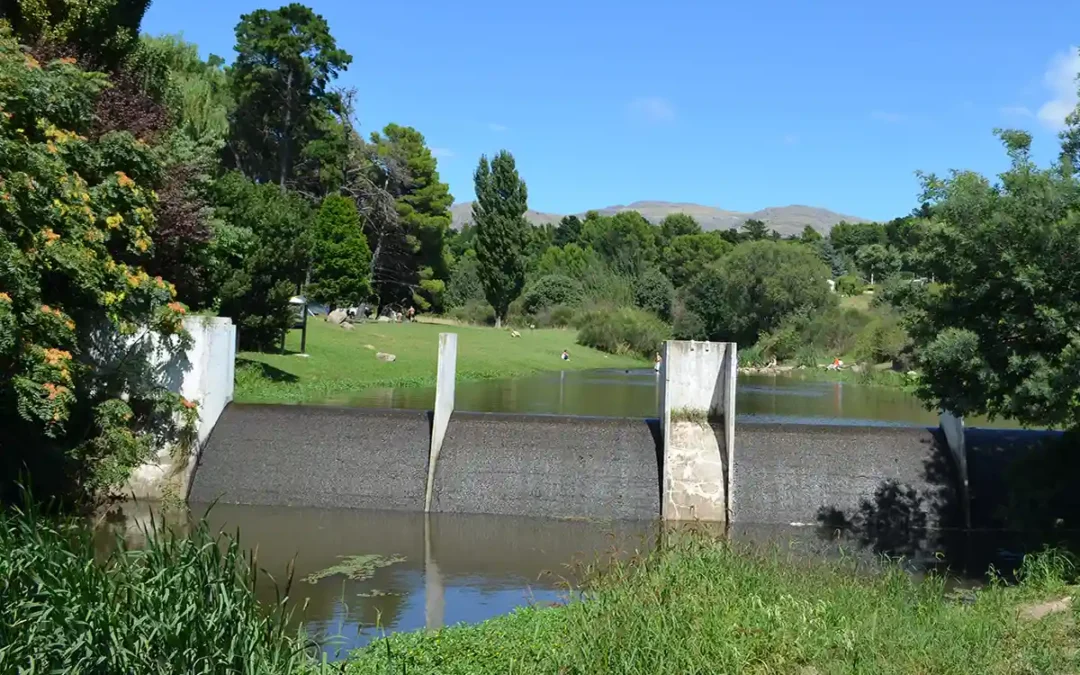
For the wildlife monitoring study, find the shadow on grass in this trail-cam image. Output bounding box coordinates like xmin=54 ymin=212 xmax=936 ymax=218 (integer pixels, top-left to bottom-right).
xmin=236 ymin=358 xmax=301 ymax=384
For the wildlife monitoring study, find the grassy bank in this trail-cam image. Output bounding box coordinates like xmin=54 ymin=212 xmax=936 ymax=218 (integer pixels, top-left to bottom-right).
xmin=235 ymin=319 xmax=644 ymax=403
xmin=0 ymin=503 xmax=328 ymax=674
xmin=347 ymin=533 xmax=1079 ymax=674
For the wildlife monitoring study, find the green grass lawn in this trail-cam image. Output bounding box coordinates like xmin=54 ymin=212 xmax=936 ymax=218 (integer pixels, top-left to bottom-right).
xmin=234 ymin=319 xmax=644 ymax=403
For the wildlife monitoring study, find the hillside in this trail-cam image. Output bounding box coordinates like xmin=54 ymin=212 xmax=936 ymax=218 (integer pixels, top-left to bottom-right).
xmin=449 ymin=200 xmax=869 ymax=237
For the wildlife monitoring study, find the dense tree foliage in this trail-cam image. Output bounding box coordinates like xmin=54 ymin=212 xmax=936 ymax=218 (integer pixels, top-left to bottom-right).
xmin=0 ymin=35 xmax=192 ymax=501
xmin=369 ymin=124 xmax=453 ymax=311
xmin=684 ymin=241 xmax=834 ymax=345
xmin=308 ymin=194 xmax=371 ymax=308
xmin=580 ymin=210 xmax=658 ymax=278
xmin=227 ymin=3 xmax=351 ymax=189
xmin=661 ymin=233 xmax=731 ymax=288
xmin=907 ymin=129 xmax=1080 ymax=428
xmin=213 ymin=174 xmax=311 ymax=350
xmin=472 ymin=151 xmax=529 ymax=327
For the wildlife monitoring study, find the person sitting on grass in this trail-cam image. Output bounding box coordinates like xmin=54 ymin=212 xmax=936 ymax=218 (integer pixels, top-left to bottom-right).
xmin=561 ymin=349 xmax=570 ymax=361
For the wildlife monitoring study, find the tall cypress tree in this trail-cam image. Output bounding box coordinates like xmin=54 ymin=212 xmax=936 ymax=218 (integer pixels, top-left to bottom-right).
xmin=472 ymin=150 xmax=529 ymax=327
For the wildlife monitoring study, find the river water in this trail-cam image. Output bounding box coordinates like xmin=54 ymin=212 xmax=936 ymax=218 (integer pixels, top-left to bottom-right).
xmin=156 ymin=371 xmax=1019 ymax=658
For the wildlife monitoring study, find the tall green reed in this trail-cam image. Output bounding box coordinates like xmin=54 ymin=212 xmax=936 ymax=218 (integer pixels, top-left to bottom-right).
xmin=0 ymin=497 xmax=337 ymax=674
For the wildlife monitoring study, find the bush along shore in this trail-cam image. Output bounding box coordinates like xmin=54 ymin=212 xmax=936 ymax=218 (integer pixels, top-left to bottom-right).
xmin=346 ymin=532 xmax=1080 ymax=674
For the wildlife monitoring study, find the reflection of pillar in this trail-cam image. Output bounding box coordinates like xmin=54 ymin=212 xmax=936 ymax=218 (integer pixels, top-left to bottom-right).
xmin=559 ymin=370 xmax=565 ymax=415
xmin=424 ymin=513 xmax=444 ymax=631
xmin=833 ymin=382 xmax=842 ymax=417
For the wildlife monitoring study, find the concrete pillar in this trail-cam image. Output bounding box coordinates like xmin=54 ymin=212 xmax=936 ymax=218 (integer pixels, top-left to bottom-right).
xmin=425 ymin=333 xmax=457 ymax=512
xmin=659 ymin=340 xmax=737 ymax=522
xmin=939 ymin=410 xmax=970 ymax=528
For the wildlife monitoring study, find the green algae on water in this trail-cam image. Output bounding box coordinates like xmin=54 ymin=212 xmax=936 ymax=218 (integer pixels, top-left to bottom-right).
xmin=303 ymin=554 xmax=406 ymax=584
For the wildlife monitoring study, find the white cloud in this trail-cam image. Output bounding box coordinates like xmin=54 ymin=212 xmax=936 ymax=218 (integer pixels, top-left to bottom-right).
xmin=488 ymin=123 xmax=508 ymax=132
xmin=628 ymin=97 xmax=676 ymax=124
xmin=1037 ymin=47 xmax=1080 ymax=130
xmin=1000 ymin=105 xmax=1034 ymax=118
xmin=870 ymin=110 xmax=905 ymax=124
xmin=782 ymin=133 xmax=799 ymax=145
xmin=430 ymin=147 xmax=454 ymax=158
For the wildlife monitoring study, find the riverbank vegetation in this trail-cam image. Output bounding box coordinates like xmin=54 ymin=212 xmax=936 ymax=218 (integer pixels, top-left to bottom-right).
xmin=0 ymin=499 xmax=329 ymax=674
xmin=347 ymin=531 xmax=1080 ymax=674
xmin=235 ymin=319 xmax=642 ymax=403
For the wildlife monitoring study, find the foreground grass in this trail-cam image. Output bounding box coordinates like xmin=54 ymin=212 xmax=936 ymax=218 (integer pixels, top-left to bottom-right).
xmin=347 ymin=534 xmax=1079 ymax=674
xmin=0 ymin=503 xmax=329 ymax=674
xmin=235 ymin=319 xmax=643 ymax=403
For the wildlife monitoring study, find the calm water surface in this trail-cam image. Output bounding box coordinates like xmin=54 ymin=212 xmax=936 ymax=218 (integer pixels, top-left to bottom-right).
xmin=302 ymin=368 xmax=1008 ymax=427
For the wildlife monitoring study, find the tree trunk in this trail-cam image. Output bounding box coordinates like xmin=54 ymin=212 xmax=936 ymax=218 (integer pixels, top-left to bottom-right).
xmin=495 ymin=315 xmax=502 ymax=329
xmin=279 ymin=70 xmax=294 ymax=191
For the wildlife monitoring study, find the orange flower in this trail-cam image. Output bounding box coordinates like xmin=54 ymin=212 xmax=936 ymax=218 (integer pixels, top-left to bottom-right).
xmin=1 ymin=193 xmax=11 ymax=201
xmin=42 ymin=229 xmax=60 ymax=245
xmin=40 ymin=304 xmax=51 ymax=313
xmin=115 ymin=172 xmax=135 ymax=188
xmin=167 ymin=301 xmax=186 ymax=315
xmin=65 ymin=320 xmax=75 ymax=331
xmin=180 ymin=398 xmax=197 ymax=410
xmin=43 ymin=348 xmax=71 ymax=366
xmin=0 ymin=292 xmax=10 ymax=303
xmin=58 ymin=57 xmax=77 ymax=65
xmin=126 ymin=274 xmax=141 ymax=288
xmin=42 ymin=382 xmax=69 ymax=400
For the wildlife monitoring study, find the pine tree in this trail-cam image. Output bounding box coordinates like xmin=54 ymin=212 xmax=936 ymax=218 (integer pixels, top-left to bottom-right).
xmin=472 ymin=151 xmax=529 ymax=327
xmin=308 ymin=195 xmax=372 ymax=308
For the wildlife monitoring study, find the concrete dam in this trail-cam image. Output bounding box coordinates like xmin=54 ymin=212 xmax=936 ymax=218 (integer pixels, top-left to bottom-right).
xmin=184 ymin=336 xmax=1061 ymax=531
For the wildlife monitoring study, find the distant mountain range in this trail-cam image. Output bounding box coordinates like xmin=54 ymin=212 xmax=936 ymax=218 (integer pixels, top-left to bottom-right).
xmin=449 ymin=201 xmax=869 ymax=238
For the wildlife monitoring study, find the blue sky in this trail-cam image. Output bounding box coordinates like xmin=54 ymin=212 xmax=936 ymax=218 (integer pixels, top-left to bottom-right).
xmin=143 ymin=0 xmax=1080 ymax=221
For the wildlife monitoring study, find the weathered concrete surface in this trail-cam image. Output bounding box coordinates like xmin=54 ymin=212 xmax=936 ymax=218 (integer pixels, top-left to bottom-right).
xmin=189 ymin=404 xmax=430 ymax=510
xmin=732 ymin=422 xmax=958 ymax=528
xmin=430 ymin=412 xmax=661 ymax=520
xmin=659 ymin=340 xmax=737 ymax=521
xmin=664 ymin=421 xmax=726 ymax=521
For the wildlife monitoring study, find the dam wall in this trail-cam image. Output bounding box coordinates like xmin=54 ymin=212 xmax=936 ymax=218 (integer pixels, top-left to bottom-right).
xmin=188 ymin=404 xmax=431 ymax=510
xmin=731 ymin=423 xmax=960 ymax=530
xmin=186 ymin=333 xmax=1056 ymax=529
xmin=428 ymin=412 xmax=661 ymax=520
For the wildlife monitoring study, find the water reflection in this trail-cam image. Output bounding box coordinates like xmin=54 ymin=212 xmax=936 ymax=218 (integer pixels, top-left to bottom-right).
xmin=187 ymin=503 xmax=656 ymax=658
xmin=304 ymin=369 xmax=1009 ymax=427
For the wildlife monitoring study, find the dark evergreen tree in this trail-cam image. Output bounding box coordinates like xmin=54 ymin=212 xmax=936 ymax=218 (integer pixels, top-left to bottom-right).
xmin=472 ymin=151 xmax=529 ymax=327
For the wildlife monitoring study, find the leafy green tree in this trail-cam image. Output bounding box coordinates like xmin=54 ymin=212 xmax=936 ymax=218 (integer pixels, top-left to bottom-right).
xmin=139 ymin=35 xmax=231 ymax=150
xmin=816 ymin=239 xmax=847 ymax=278
xmin=448 ymin=223 xmax=476 ymax=259
xmin=659 ymin=212 xmax=701 ymax=247
xmin=554 ymin=215 xmax=582 ymax=247
xmin=829 ymin=220 xmax=886 ymax=258
xmin=227 ymin=3 xmax=351 ymax=189
xmin=472 ymin=150 xmax=529 ymax=327
xmin=854 ymin=243 xmax=901 ymax=284
xmin=634 ymin=267 xmax=675 ymax=320
xmin=369 ymin=123 xmax=454 ymax=311
xmin=685 ymin=240 xmax=834 ymax=345
xmin=0 ymin=38 xmax=192 ymax=501
xmin=908 ymin=129 xmax=1080 ymax=429
xmin=535 ymin=243 xmax=599 ymax=280
xmin=741 ymin=218 xmax=769 ymax=241
xmin=661 ymin=233 xmax=731 ymax=288
xmin=308 ymin=195 xmax=370 ymax=307
xmin=800 ymin=225 xmax=823 ymax=244
xmin=521 ymin=275 xmax=584 ymax=315
xmin=524 ymin=222 xmax=554 ymax=272
xmin=445 ymin=250 xmax=486 ymax=308
xmin=1 ymin=0 xmax=150 ymax=69
xmin=580 ymin=211 xmax=658 ymax=278
xmin=213 ymin=173 xmax=311 ymax=350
